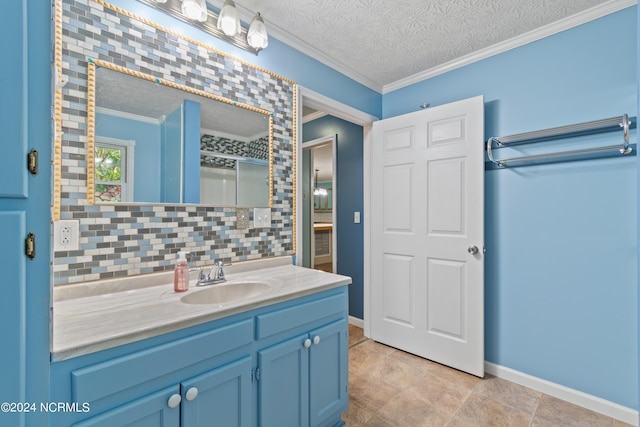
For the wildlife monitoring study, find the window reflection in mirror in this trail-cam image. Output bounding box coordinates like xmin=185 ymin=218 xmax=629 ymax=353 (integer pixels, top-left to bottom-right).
xmin=92 ymin=64 xmax=272 ymax=207
xmin=95 ymin=137 xmax=134 ymax=203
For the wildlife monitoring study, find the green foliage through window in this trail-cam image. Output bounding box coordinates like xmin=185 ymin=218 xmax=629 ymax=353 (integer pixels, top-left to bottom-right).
xmin=95 ymin=147 xmax=122 ymax=182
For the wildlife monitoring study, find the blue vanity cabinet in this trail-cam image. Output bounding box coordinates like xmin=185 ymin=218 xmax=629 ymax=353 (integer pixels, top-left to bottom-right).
xmin=257 ymin=320 xmax=348 ymax=427
xmin=73 ymin=357 xmax=252 ymax=427
xmin=50 ymin=317 xmax=255 ymax=427
xmin=51 ymin=286 xmax=349 ymax=427
xmin=255 ymin=289 xmax=349 ymax=427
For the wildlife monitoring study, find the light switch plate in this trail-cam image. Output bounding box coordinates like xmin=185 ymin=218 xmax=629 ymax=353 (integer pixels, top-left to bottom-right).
xmin=354 ymin=212 xmax=361 ymax=224
xmin=54 ymin=220 xmax=80 ymax=251
xmin=253 ymin=208 xmax=271 ymax=228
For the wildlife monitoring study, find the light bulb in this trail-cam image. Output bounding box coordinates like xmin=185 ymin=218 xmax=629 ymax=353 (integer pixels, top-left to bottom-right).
xmin=217 ymin=0 xmax=241 ymax=36
xmin=181 ymin=0 xmax=208 ymax=22
xmin=247 ymin=12 xmax=268 ymax=49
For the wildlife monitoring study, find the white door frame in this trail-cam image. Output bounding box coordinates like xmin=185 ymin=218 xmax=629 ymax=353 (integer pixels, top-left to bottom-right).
xmin=296 ymin=87 xmax=377 ymax=330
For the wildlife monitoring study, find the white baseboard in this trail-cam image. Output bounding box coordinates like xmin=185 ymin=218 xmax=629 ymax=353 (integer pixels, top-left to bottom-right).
xmin=485 ymin=362 xmax=638 ymax=426
xmin=348 ymin=316 xmax=364 ymax=328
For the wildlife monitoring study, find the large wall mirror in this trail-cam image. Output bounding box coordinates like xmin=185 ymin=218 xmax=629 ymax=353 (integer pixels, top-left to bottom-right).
xmin=88 ymin=60 xmax=273 ymax=207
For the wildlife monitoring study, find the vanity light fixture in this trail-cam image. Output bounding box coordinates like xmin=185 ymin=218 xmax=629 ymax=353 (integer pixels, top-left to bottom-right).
xmin=138 ymin=0 xmax=267 ymax=54
xmin=313 ymin=169 xmax=328 ymax=197
xmin=247 ymin=12 xmax=268 ymax=49
xmin=217 ymin=0 xmax=241 ymax=36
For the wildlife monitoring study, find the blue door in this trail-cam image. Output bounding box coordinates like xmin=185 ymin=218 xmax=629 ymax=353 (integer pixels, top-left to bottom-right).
xmin=73 ymin=386 xmax=181 ymax=427
xmin=308 ymin=320 xmax=348 ymax=427
xmin=258 ymin=333 xmax=310 ymax=427
xmin=0 ymin=1 xmax=51 ymax=426
xmin=181 ymin=356 xmax=252 ymax=427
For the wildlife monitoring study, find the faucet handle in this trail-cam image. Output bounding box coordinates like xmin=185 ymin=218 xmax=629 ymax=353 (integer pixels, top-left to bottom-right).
xmin=196 ymin=267 xmax=208 ymax=282
xmin=214 ymin=260 xmax=231 ymax=280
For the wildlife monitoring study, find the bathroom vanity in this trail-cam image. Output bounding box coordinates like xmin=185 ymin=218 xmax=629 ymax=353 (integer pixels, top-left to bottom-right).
xmin=50 ymin=258 xmax=350 ymax=427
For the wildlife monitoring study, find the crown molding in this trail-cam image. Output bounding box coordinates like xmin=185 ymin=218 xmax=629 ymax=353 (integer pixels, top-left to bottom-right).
xmin=382 ymin=0 xmax=637 ymax=94
xmin=205 ymin=0 xmax=635 ymax=95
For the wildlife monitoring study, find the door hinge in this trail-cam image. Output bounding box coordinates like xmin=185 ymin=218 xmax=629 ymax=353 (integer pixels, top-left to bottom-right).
xmin=27 ymin=149 xmax=38 ymax=176
xmin=251 ymin=368 xmax=260 ymax=382
xmin=25 ymin=232 xmax=36 ymax=260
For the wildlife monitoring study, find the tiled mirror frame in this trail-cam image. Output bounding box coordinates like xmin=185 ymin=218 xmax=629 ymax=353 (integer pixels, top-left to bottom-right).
xmin=53 ymin=0 xmax=297 ymax=285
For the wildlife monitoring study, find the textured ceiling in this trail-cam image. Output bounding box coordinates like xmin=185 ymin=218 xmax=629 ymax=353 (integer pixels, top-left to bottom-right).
xmin=206 ymin=0 xmax=625 ymax=92
xmin=96 ymin=67 xmax=269 ymax=140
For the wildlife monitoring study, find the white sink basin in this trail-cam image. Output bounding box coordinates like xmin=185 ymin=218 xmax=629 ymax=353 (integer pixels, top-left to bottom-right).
xmin=180 ymin=281 xmax=271 ymax=305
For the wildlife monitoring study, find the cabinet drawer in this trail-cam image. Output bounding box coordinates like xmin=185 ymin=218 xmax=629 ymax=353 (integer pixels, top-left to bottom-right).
xmin=71 ymin=318 xmax=253 ymax=403
xmin=255 ymin=291 xmax=347 ymax=340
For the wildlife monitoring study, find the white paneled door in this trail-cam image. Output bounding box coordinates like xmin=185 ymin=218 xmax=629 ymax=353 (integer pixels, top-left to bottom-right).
xmin=370 ymin=96 xmax=485 ymax=377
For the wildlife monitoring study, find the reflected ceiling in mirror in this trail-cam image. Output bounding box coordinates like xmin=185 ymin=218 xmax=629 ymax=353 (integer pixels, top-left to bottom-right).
xmin=88 ymin=60 xmax=273 ymax=207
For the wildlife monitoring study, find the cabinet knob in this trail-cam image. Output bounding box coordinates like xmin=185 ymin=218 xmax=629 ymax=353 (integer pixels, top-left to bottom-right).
xmin=185 ymin=387 xmax=199 ymax=401
xmin=313 ymin=335 xmax=321 ymax=345
xmin=303 ymin=338 xmax=312 ymax=348
xmin=167 ymin=393 xmax=182 ymax=408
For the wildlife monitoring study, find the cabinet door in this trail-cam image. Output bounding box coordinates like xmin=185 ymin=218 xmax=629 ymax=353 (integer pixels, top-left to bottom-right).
xmin=0 ymin=2 xmax=51 ymax=427
xmin=181 ymin=356 xmax=252 ymax=427
xmin=309 ymin=320 xmax=349 ymax=427
xmin=258 ymin=333 xmax=310 ymax=427
xmin=73 ymin=386 xmax=180 ymax=427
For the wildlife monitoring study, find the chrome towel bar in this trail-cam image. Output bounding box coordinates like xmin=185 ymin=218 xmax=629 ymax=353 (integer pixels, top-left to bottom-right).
xmin=487 ymin=114 xmax=634 ymax=168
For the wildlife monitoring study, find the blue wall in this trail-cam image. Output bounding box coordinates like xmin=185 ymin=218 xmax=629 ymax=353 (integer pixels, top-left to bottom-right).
xmin=303 ymin=116 xmax=365 ymax=319
xmin=96 ymin=113 xmax=162 ymax=202
xmin=161 ymin=105 xmax=183 ymax=203
xmin=182 ymin=99 xmax=201 ymax=204
xmin=384 ymin=7 xmax=638 ymax=409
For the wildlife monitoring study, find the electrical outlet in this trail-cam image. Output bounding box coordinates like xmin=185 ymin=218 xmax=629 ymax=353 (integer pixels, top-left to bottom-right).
xmin=61 ymin=226 xmax=72 ymax=244
xmin=354 ymin=212 xmax=361 ymax=224
xmin=253 ymin=208 xmax=271 ymax=228
xmin=54 ymin=220 xmax=79 ymax=251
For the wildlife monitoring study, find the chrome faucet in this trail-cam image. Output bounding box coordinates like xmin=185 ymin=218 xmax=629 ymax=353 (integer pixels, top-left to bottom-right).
xmin=196 ymin=260 xmax=229 ymax=286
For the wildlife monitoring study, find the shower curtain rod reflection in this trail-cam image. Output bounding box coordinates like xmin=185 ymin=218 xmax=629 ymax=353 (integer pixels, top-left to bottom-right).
xmin=486 ymin=114 xmax=635 ymax=168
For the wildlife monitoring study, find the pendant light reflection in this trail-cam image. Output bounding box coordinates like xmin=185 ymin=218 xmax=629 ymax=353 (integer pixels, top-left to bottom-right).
xmin=247 ymin=12 xmax=268 ymax=49
xmin=181 ymin=0 xmax=207 ymax=22
xmin=217 ymin=0 xmax=241 ymax=36
xmin=313 ymin=169 xmax=328 ymax=197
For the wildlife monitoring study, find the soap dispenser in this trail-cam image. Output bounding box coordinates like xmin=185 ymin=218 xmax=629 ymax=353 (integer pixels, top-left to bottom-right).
xmin=174 ymin=250 xmax=190 ymax=292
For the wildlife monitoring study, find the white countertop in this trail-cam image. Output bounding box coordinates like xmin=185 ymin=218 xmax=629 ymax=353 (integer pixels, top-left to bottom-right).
xmin=52 ymin=257 xmax=351 ymax=361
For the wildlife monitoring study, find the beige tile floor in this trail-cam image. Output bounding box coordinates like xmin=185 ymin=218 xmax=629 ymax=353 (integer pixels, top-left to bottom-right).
xmin=345 ymin=324 xmax=632 ymax=427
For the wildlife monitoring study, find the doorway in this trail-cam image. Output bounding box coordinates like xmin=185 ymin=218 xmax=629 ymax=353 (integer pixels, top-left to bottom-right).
xmin=303 ymin=136 xmax=337 ymax=272
xmin=297 ymin=86 xmax=378 ymax=326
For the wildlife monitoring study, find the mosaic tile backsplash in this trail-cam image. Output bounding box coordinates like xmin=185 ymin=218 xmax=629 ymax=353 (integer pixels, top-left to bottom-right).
xmin=55 ymin=0 xmax=296 ymax=285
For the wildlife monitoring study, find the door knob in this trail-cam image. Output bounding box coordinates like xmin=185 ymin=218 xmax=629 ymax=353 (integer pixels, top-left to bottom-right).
xmin=313 ymin=335 xmax=321 ymax=345
xmin=303 ymin=338 xmax=312 ymax=348
xmin=167 ymin=394 xmax=182 ymax=408
xmin=468 ymin=245 xmax=479 ymax=255
xmin=185 ymin=387 xmax=198 ymax=401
